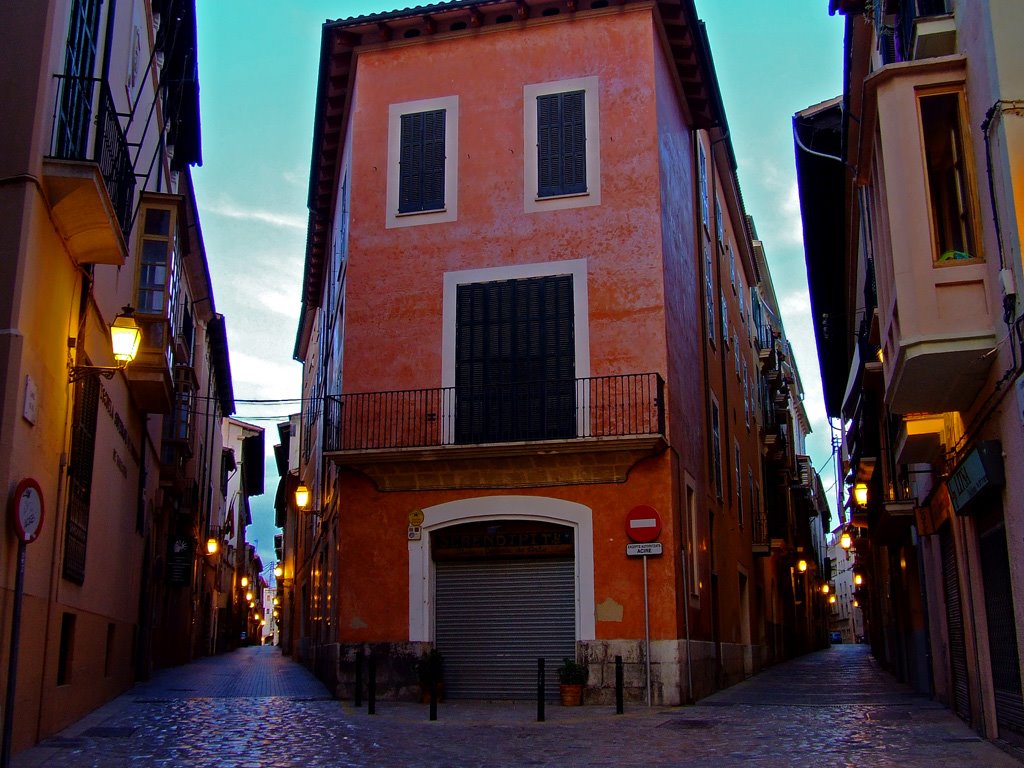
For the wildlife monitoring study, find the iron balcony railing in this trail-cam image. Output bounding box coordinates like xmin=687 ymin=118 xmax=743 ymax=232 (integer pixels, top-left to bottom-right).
xmin=49 ymin=74 xmax=135 ymax=239
xmin=323 ymin=373 xmax=665 ymax=453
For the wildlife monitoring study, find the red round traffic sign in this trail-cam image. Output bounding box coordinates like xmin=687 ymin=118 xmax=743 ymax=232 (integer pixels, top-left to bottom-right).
xmin=12 ymin=477 xmax=44 ymax=544
xmin=625 ymin=505 xmax=662 ymax=543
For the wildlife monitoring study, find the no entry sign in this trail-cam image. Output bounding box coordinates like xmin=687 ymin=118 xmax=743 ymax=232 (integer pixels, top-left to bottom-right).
xmin=625 ymin=505 xmax=662 ymax=543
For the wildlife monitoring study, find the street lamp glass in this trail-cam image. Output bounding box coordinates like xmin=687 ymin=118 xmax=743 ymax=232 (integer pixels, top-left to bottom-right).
xmin=854 ymin=482 xmax=868 ymax=507
xmin=274 ymin=565 xmax=283 ymax=578
xmin=240 ymin=576 xmax=249 ymax=588
xmin=294 ymin=483 xmax=310 ymax=509
xmin=854 ymin=573 xmax=864 ymax=587
xmin=797 ymin=559 xmax=808 ymax=573
xmin=109 ymin=307 xmax=141 ymax=364
xmin=206 ymin=538 xmax=218 ymax=555
xmin=245 ymin=591 xmax=254 ymax=602
xmin=840 ymin=532 xmax=852 ymax=550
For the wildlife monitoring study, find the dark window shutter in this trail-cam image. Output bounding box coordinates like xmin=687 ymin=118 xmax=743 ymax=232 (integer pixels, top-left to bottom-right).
xmin=456 ymin=276 xmax=575 ymax=443
xmin=63 ymin=375 xmax=100 ymax=584
xmin=537 ymin=91 xmax=587 ymax=198
xmin=399 ymin=109 xmax=446 ymax=213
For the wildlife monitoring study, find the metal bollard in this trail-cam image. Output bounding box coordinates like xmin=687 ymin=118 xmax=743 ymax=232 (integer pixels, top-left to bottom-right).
xmin=537 ymin=657 xmax=545 ymax=722
xmin=354 ymin=650 xmax=364 ymax=707
xmin=368 ymin=657 xmax=376 ymax=715
xmin=615 ymin=655 xmax=624 ymax=714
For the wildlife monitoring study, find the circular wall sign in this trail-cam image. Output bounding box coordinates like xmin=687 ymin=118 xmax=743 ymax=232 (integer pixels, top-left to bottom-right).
xmin=625 ymin=505 xmax=662 ymax=543
xmin=12 ymin=478 xmax=44 ymax=544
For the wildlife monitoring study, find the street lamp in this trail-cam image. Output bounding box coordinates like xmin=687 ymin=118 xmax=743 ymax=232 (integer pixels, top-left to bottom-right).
xmin=245 ymin=591 xmax=254 ymax=603
xmin=853 ymin=482 xmax=868 ymax=507
xmin=274 ymin=564 xmax=283 ymax=579
xmin=839 ymin=531 xmax=853 ymax=550
xmin=797 ymin=559 xmax=808 ymax=573
xmin=294 ymin=483 xmax=310 ymax=510
xmin=69 ymin=306 xmax=141 ymax=382
xmin=240 ymin=576 xmax=249 ymax=588
xmin=206 ymin=538 xmax=219 ymax=555
xmin=821 ymin=583 xmax=830 ymax=595
xmin=854 ymin=572 xmax=864 ymax=587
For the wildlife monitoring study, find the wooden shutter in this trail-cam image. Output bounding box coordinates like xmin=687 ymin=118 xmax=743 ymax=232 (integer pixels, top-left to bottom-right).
xmin=455 ymin=275 xmax=575 ymax=443
xmin=64 ymin=375 xmax=100 ymax=584
xmin=537 ymin=91 xmax=587 ymax=198
xmin=399 ymin=109 xmax=445 ymax=213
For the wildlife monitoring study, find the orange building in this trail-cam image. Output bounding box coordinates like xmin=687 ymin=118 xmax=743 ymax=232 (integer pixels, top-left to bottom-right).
xmin=292 ymin=0 xmax=829 ymax=704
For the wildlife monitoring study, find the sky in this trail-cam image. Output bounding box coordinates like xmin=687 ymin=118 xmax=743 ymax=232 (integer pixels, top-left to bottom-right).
xmin=192 ymin=0 xmax=847 ymax=568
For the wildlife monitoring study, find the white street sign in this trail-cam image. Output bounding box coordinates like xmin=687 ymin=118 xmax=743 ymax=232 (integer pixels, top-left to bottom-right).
xmin=626 ymin=542 xmax=663 ymax=557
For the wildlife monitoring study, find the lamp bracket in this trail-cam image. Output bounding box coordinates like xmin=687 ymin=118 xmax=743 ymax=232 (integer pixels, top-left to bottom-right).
xmin=68 ymin=364 xmax=123 ymax=383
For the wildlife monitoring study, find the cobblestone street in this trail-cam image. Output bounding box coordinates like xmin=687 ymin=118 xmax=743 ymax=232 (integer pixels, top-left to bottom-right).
xmin=12 ymin=644 xmax=1021 ymax=768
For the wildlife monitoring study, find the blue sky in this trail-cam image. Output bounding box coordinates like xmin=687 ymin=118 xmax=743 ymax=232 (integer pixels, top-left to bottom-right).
xmin=193 ymin=1 xmax=846 ymax=566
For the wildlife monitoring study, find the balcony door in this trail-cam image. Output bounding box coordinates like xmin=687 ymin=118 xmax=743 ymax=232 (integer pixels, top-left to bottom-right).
xmin=455 ymin=275 xmax=575 ymax=444
xmin=56 ymin=0 xmax=102 ymax=159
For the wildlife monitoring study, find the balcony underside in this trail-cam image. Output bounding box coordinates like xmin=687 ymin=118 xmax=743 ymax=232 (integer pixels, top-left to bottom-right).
xmin=41 ymin=159 xmax=127 ymax=265
xmin=326 ymin=434 xmax=667 ymax=492
xmin=887 ymin=334 xmax=996 ymax=414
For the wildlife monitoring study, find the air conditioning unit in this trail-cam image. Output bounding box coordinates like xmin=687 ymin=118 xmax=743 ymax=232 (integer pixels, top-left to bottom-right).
xmin=913 ymin=15 xmax=956 ymax=60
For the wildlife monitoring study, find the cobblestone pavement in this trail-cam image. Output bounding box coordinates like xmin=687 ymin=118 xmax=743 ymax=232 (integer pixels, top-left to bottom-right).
xmin=12 ymin=643 xmax=1022 ymax=767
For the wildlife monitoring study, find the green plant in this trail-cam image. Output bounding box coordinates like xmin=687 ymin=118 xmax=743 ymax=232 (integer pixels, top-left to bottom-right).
xmin=416 ymin=648 xmax=444 ymax=684
xmin=557 ymin=657 xmax=588 ymax=685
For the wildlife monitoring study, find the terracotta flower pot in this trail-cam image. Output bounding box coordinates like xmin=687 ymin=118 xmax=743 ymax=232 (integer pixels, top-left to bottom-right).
xmin=559 ymin=683 xmax=583 ymax=706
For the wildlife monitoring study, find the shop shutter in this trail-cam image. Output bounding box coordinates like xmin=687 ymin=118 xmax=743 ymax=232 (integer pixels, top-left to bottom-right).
xmin=941 ymin=525 xmax=971 ymax=721
xmin=980 ymin=523 xmax=1024 ymax=736
xmin=435 ymin=558 xmax=576 ymax=700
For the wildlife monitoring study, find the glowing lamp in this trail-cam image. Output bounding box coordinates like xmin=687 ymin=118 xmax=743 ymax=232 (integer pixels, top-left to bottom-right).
xmin=294 ymin=483 xmax=310 ymax=509
xmin=854 ymin=483 xmax=868 ymax=507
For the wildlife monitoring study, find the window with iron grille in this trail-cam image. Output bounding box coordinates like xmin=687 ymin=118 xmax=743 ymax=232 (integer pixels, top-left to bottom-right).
xmin=55 ymin=0 xmax=102 ymax=159
xmin=455 ymin=275 xmax=575 ymax=444
xmin=64 ymin=375 xmax=100 ymax=583
xmin=399 ymin=109 xmax=446 ymax=213
xmin=705 ymin=244 xmax=715 ymax=345
xmin=699 ymin=143 xmax=709 ymax=230
xmin=536 ymin=91 xmax=587 ymax=198
xmin=711 ymin=398 xmax=723 ymax=499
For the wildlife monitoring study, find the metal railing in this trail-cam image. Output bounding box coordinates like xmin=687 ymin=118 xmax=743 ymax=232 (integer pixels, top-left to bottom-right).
xmin=49 ymin=74 xmax=135 ymax=239
xmin=323 ymin=373 xmax=665 ymax=453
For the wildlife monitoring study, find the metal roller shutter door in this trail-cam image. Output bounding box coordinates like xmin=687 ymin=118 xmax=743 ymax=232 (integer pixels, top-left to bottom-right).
xmin=435 ymin=558 xmax=576 ymax=700
xmin=980 ymin=524 xmax=1024 ymax=737
xmin=941 ymin=526 xmax=971 ymax=722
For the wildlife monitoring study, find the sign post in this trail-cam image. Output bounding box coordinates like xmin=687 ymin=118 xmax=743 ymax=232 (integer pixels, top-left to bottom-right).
xmin=3 ymin=479 xmax=44 ymax=768
xmin=625 ymin=505 xmax=662 ymax=707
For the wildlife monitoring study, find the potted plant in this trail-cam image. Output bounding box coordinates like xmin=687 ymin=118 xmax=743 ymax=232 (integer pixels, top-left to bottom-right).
xmin=416 ymin=648 xmax=444 ymax=703
xmin=556 ymin=657 xmax=588 ymax=706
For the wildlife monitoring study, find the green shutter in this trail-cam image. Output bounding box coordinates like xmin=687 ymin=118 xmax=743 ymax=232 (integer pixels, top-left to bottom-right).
xmin=456 ymin=276 xmax=575 ymax=443
xmin=399 ymin=109 xmax=445 ymax=213
xmin=537 ymin=91 xmax=587 ymax=198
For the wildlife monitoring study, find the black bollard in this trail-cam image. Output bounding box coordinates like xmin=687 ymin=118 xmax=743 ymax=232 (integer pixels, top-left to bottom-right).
xmin=355 ymin=650 xmax=364 ymax=707
xmin=537 ymin=657 xmax=545 ymax=722
xmin=615 ymin=655 xmax=624 ymax=714
xmin=429 ymin=679 xmax=438 ymax=721
xmin=368 ymin=657 xmax=376 ymax=715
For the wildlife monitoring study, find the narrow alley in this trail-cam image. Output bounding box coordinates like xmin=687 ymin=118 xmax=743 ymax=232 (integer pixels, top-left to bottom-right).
xmin=12 ymin=644 xmax=1019 ymax=768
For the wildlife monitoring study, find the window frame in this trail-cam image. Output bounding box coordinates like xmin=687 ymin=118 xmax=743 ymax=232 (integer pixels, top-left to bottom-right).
xmin=916 ymin=87 xmax=982 ymax=266
xmin=710 ymin=396 xmax=723 ymax=500
xmin=524 ymin=76 xmax=601 ymax=213
xmin=386 ymin=95 xmax=459 ymax=229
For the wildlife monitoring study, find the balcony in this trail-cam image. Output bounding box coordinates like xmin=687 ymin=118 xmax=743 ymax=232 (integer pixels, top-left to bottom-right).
xmin=42 ymin=75 xmax=135 ymax=266
xmin=323 ymin=373 xmax=666 ymax=491
xmin=857 ymin=55 xmax=996 ymax=414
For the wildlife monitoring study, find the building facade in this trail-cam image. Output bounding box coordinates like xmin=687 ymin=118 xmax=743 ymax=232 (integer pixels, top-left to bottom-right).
xmin=798 ymin=0 xmax=1024 ymax=743
xmin=290 ymin=0 xmax=830 ymax=705
xmin=0 ymin=0 xmax=235 ymax=755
